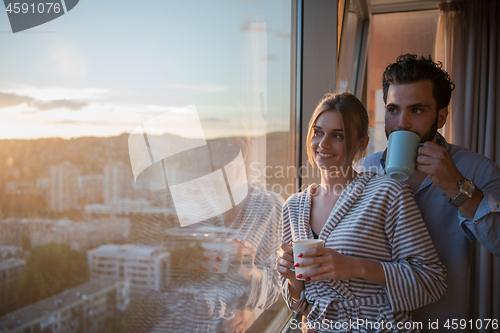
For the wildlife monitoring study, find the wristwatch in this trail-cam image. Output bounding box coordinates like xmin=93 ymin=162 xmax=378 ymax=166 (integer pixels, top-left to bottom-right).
xmin=449 ymin=178 xmax=476 ymax=208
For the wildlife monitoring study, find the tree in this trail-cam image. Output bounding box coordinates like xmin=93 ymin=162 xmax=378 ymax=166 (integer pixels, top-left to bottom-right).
xmin=15 ymin=242 xmax=90 ymax=307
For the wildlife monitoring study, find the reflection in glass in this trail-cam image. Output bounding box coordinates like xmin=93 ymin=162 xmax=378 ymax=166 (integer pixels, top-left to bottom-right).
xmin=338 ymin=8 xmax=358 ymax=93
xmin=0 ymin=1 xmax=292 ymax=332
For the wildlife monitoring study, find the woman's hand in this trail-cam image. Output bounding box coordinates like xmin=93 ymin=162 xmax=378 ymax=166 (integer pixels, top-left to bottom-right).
xmin=276 ymin=242 xmax=304 ymax=300
xmin=232 ymin=239 xmax=257 ymax=266
xmin=275 ymin=241 xmax=296 ymax=280
xmin=297 ymin=248 xmax=386 ymax=286
xmin=231 ymin=239 xmax=260 ymax=281
xmin=217 ymin=309 xmax=254 ymax=333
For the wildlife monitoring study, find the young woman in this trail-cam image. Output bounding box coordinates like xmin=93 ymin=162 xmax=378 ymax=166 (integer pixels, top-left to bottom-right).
xmin=276 ymin=92 xmax=446 ymax=332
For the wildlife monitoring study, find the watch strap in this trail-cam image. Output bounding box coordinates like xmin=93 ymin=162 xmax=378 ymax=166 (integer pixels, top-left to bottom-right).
xmin=449 ymin=192 xmax=469 ymax=208
xmin=449 ymin=178 xmax=475 ymax=208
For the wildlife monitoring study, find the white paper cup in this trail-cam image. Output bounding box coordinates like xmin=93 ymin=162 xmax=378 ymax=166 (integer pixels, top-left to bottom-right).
xmin=293 ymin=239 xmax=323 ymax=280
xmin=201 ymin=239 xmax=232 ymax=274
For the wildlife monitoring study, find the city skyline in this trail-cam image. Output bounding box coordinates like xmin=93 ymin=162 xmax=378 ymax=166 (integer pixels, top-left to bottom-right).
xmin=0 ymin=2 xmax=293 ymax=330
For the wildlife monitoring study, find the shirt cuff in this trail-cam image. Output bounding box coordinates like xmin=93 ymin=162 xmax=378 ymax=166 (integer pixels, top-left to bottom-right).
xmin=459 ymin=193 xmax=499 ymax=242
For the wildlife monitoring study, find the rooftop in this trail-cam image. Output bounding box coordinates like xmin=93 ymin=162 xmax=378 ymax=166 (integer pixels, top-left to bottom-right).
xmin=0 ymin=279 xmax=117 ymax=332
xmin=0 ymin=246 xmax=23 ymax=259
xmin=0 ymin=259 xmax=26 ymax=270
xmin=88 ymin=244 xmax=167 ymax=258
xmin=1 ymin=218 xmax=54 ymax=225
xmin=84 ymin=199 xmax=174 ymax=215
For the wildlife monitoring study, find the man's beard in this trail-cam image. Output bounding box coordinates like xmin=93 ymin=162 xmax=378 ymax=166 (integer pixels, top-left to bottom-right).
xmin=385 ymin=114 xmax=439 ymax=143
xmin=420 ymin=115 xmax=439 ymax=143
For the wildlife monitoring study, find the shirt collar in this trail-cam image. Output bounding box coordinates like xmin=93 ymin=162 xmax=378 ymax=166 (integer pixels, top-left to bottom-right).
xmin=435 ymin=132 xmax=450 ymax=150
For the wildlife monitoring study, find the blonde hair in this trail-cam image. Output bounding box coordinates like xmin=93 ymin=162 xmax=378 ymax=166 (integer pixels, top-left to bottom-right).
xmin=306 ymin=92 xmax=369 ymax=167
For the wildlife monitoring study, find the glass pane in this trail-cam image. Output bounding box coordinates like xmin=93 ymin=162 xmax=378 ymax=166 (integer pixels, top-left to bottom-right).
xmin=366 ymin=10 xmax=439 ymax=154
xmin=0 ymin=1 xmax=293 ymax=332
xmin=338 ymin=7 xmax=359 ymax=93
xmin=338 ymin=0 xmax=348 ymax=55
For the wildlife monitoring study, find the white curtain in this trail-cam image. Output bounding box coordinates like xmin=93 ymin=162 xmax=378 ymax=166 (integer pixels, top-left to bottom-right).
xmin=435 ymin=0 xmax=500 ymax=332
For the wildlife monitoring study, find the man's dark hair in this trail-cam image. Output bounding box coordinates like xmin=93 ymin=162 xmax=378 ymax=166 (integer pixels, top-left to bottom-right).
xmin=382 ymin=54 xmax=455 ymax=111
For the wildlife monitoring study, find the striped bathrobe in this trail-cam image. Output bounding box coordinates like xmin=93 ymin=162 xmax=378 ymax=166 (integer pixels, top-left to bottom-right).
xmin=281 ymin=172 xmax=446 ymax=333
xmin=143 ymin=183 xmax=284 ymax=333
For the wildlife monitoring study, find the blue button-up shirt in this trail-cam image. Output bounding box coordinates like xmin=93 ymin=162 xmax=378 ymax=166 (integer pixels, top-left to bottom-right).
xmin=355 ymin=133 xmax=500 ymax=330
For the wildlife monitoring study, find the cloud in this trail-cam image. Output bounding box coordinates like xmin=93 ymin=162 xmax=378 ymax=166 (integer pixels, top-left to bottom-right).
xmin=32 ymin=99 xmax=87 ymax=111
xmin=45 ymin=119 xmax=82 ymax=125
xmin=165 ymin=84 xmax=228 ymax=92
xmin=0 ymin=92 xmax=87 ymax=111
xmin=201 ymin=117 xmax=229 ymax=123
xmin=0 ymin=92 xmax=32 ymax=108
xmin=17 ymin=87 xmax=107 ymax=101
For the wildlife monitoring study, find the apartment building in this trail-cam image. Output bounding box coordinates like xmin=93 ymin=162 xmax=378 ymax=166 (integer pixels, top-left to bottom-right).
xmin=84 ymin=198 xmax=174 ymax=216
xmin=0 ymin=246 xmax=23 ymax=261
xmin=50 ymin=161 xmax=80 ymax=212
xmin=0 ymin=218 xmax=49 ymax=247
xmin=87 ymin=245 xmax=170 ymax=294
xmin=0 ymin=259 xmax=26 ymax=316
xmin=103 ymin=162 xmax=134 ymax=203
xmin=0 ymin=279 xmax=129 ymax=333
xmin=78 ymin=174 xmax=105 ymax=205
xmin=30 ymin=218 xmax=130 ymax=252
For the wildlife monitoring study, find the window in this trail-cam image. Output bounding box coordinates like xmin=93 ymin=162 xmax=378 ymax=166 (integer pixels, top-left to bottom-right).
xmin=366 ymin=9 xmax=439 ymax=154
xmin=0 ymin=1 xmax=294 ymax=332
xmin=338 ymin=7 xmax=360 ymax=93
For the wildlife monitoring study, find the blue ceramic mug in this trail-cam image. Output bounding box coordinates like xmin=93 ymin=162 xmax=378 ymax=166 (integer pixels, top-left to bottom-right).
xmin=386 ymin=130 xmax=421 ymax=181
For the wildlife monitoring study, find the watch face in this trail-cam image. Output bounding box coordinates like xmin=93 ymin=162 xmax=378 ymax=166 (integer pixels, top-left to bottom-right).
xmin=461 ymin=180 xmax=475 ymax=195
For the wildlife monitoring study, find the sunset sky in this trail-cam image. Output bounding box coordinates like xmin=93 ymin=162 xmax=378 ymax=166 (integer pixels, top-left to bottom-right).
xmin=0 ymin=0 xmax=291 ymax=140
